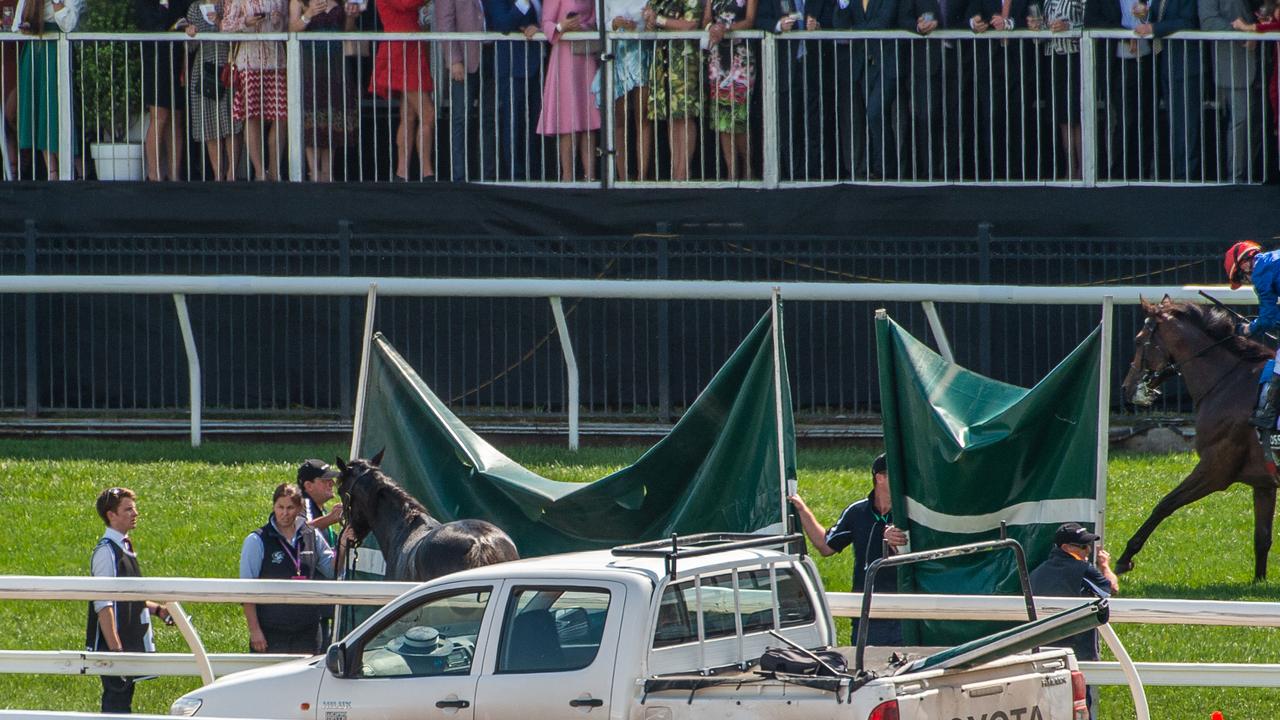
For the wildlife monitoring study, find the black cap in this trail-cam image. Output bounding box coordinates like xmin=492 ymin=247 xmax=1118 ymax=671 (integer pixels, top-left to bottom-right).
xmin=871 ymin=453 xmax=887 ymax=477
xmin=1054 ymin=522 xmax=1100 ymax=546
xmin=297 ymin=459 xmax=339 ymax=484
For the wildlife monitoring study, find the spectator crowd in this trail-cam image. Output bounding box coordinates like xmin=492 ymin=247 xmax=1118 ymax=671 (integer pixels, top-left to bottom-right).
xmin=1 ymin=0 xmax=1278 ymax=182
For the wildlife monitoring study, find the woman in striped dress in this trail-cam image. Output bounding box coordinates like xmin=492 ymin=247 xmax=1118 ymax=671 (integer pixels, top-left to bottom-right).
xmin=185 ymin=0 xmax=243 ymax=180
xmin=223 ymin=0 xmax=288 ymax=180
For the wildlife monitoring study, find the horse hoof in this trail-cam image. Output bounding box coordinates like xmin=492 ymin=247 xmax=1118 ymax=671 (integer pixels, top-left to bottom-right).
xmin=1115 ymin=558 xmax=1134 ymax=575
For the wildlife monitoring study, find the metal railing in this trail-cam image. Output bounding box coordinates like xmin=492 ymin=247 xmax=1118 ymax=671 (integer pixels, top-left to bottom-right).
xmin=3 ymin=575 xmax=1280 ymax=689
xmin=1 ymin=28 xmax=1277 ymax=185
xmin=0 ymin=230 xmax=1233 ymax=420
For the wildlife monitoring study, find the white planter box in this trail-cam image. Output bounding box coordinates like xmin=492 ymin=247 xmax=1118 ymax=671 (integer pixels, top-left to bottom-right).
xmin=89 ymin=142 xmax=143 ymax=181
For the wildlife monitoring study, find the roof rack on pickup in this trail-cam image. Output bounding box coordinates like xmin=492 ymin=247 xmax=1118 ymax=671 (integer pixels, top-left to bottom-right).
xmin=612 ymin=532 xmax=804 ymax=580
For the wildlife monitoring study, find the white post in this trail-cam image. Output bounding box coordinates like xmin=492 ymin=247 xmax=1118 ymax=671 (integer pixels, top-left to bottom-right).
xmin=285 ymin=35 xmax=304 ymax=182
xmin=164 ymin=601 xmax=215 ymax=685
xmin=349 ymin=284 xmax=378 ymax=460
xmin=1079 ymin=33 xmax=1098 ymax=187
xmin=1095 ymin=296 xmax=1114 ymax=540
xmin=549 ymin=297 xmax=579 ymax=451
xmin=172 ymin=294 xmax=202 ymax=448
xmin=771 ymin=289 xmax=792 ymax=529
xmin=761 ymin=35 xmax=779 ymax=189
xmin=1098 ymin=623 xmax=1149 ymax=720
xmin=921 ymin=301 xmax=955 ymax=363
xmin=56 ymin=35 xmax=73 ymax=181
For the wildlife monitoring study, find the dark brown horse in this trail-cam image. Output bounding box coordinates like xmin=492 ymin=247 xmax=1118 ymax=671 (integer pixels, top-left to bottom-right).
xmin=1119 ymin=297 xmax=1278 ymax=581
xmin=335 ymin=451 xmax=519 ymax=582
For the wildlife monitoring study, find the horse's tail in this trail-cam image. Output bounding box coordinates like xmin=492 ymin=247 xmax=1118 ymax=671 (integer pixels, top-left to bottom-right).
xmin=419 ymin=519 xmax=520 ymax=580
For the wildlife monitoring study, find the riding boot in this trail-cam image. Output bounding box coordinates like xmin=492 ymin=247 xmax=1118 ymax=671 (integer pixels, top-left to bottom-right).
xmin=1251 ymin=374 xmax=1280 ymax=430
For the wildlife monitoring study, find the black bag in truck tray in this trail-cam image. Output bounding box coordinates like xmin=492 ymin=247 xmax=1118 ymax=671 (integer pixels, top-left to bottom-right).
xmin=758 ymin=647 xmax=848 ymax=677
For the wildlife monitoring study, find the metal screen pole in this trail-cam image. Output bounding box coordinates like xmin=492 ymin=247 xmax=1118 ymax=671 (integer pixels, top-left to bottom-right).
xmin=349 ymin=283 xmax=378 ymax=459
xmin=771 ymin=289 xmax=791 ymax=528
xmin=1095 ymin=296 xmax=1113 ymax=540
xmin=1079 ymin=33 xmax=1097 ymax=186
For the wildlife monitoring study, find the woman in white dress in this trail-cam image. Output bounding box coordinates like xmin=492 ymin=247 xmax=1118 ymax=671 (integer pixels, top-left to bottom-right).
xmin=591 ymin=0 xmax=651 ymax=180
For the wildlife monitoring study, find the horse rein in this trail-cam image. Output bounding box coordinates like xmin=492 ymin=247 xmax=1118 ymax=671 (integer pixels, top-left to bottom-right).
xmin=1136 ymin=316 xmax=1246 ymax=404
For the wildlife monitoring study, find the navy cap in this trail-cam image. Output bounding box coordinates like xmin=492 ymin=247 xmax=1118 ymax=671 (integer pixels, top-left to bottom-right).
xmin=297 ymin=459 xmax=339 ymax=484
xmin=1054 ymin=522 xmax=1100 ymax=546
xmin=871 ymin=453 xmax=887 ymax=477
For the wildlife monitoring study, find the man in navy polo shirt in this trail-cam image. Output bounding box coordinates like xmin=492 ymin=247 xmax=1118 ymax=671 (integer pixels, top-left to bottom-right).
xmin=789 ymin=453 xmax=907 ymax=645
xmin=1030 ymin=522 xmax=1119 ymax=720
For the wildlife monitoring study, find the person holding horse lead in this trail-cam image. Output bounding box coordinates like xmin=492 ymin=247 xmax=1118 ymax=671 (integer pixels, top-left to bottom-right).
xmin=1225 ymin=240 xmax=1280 ymax=429
xmin=239 ymin=483 xmax=335 ymax=654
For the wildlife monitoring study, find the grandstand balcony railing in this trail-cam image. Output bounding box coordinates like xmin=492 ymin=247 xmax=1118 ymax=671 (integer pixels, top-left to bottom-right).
xmin=0 ymin=28 xmax=1275 ymax=185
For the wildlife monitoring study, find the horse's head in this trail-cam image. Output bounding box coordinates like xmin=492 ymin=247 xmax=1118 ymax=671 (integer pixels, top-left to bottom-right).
xmin=1121 ymin=296 xmax=1179 ymax=407
xmin=335 ymin=448 xmax=385 ymax=543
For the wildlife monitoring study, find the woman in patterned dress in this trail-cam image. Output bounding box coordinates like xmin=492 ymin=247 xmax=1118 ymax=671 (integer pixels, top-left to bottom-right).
xmin=702 ymin=0 xmax=755 ymax=179
xmin=223 ymin=0 xmax=289 ymax=180
xmin=643 ymin=0 xmax=702 ymax=180
xmin=591 ymin=0 xmax=651 ymax=180
xmin=185 ymin=0 xmax=243 ymax=181
xmin=1027 ymin=0 xmax=1084 ymax=179
xmin=289 ymin=0 xmax=359 ymax=181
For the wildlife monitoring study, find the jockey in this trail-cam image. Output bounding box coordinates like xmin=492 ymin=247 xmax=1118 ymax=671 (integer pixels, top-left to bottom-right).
xmin=1226 ymin=240 xmax=1280 ymax=429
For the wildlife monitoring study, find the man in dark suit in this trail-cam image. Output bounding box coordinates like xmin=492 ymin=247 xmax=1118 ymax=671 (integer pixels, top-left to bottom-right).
xmin=484 ymin=0 xmax=545 ymax=180
xmin=1200 ymin=0 xmax=1261 ymax=182
xmin=831 ymin=0 xmax=912 ymax=179
xmin=758 ymin=0 xmax=834 ymax=181
xmin=1087 ymin=0 xmax=1156 ymax=180
xmin=965 ymin=0 xmax=1027 ymax=180
xmin=901 ymin=0 xmax=972 ymax=179
xmin=1136 ymin=0 xmax=1203 ymax=180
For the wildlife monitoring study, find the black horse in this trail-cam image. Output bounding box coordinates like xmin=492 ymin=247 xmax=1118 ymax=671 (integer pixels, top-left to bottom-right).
xmin=335 ymin=451 xmax=519 ymax=582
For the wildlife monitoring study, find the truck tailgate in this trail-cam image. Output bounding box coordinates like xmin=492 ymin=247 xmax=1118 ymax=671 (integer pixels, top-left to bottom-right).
xmin=894 ymin=650 xmax=1077 ymax=720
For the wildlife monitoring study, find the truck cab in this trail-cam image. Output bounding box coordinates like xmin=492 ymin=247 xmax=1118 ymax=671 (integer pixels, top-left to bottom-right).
xmin=172 ymin=537 xmax=834 ymax=720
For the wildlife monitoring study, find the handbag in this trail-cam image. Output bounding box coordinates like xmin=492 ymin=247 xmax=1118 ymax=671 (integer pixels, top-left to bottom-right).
xmin=220 ymin=43 xmax=239 ymax=88
xmin=199 ymin=62 xmax=222 ymax=99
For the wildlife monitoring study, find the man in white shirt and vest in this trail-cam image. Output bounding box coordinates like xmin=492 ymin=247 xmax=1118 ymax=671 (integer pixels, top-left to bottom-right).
xmin=87 ymin=486 xmax=172 ymax=713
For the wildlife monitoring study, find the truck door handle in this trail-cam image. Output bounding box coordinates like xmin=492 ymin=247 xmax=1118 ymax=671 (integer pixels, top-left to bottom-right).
xmin=436 ymin=700 xmax=471 ymax=709
xmin=569 ymin=698 xmax=604 ymax=708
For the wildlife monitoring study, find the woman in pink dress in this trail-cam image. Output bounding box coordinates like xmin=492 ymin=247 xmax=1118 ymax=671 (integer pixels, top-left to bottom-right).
xmin=369 ymin=0 xmax=436 ymax=180
xmin=536 ymin=0 xmax=599 ymax=181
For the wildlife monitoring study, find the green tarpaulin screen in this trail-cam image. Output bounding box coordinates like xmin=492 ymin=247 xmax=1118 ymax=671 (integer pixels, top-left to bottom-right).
xmin=354 ymin=307 xmax=796 ymax=561
xmin=875 ymin=313 xmax=1101 ymax=645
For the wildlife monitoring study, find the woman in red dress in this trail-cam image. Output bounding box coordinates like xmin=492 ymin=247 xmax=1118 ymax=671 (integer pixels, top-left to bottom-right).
xmin=369 ymin=0 xmax=436 ymax=180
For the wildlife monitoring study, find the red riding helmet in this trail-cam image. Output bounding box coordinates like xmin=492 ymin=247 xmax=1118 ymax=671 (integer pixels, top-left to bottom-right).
xmin=1225 ymin=241 xmax=1262 ymax=290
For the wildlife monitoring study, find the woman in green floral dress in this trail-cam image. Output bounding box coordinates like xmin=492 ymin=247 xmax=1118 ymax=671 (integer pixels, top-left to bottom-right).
xmin=643 ymin=0 xmax=702 ymax=181
xmin=702 ymin=0 xmax=755 ymax=179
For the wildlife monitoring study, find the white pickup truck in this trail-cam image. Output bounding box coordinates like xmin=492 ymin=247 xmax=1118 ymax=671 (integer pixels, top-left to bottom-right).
xmin=171 ymin=534 xmax=1104 ymax=720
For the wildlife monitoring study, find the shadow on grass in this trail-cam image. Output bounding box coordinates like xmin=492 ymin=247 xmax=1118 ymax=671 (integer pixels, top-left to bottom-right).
xmin=0 ymin=438 xmax=347 ymax=465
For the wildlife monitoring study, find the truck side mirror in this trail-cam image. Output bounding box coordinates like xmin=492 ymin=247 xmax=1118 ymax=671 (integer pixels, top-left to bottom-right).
xmin=325 ymin=643 xmax=348 ymax=677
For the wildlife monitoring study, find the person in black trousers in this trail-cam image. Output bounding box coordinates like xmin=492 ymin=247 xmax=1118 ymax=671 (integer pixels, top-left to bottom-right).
xmin=901 ymin=0 xmax=973 ymax=179
xmin=88 ymin=487 xmax=172 ymax=713
xmin=758 ymin=0 xmax=833 ymax=181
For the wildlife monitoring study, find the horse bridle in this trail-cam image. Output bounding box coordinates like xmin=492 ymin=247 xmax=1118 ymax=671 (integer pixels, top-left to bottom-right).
xmin=1134 ymin=314 xmax=1242 ymax=403
xmin=337 ymin=464 xmax=379 ymax=559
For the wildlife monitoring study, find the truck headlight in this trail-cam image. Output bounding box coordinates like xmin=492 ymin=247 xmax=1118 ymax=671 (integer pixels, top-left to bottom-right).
xmin=170 ymin=697 xmax=203 ymax=716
